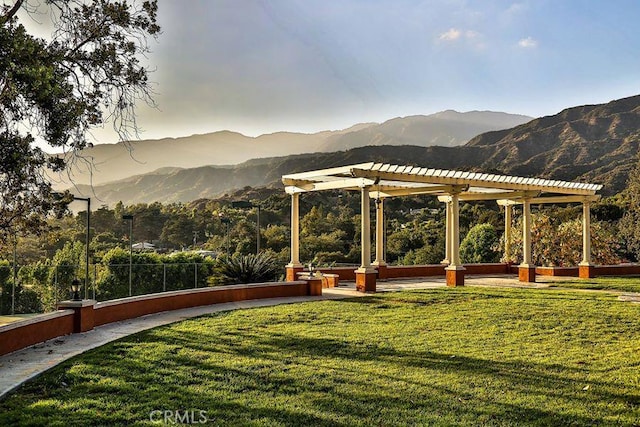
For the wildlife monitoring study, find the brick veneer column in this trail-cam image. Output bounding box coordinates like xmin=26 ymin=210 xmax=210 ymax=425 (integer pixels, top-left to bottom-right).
xmin=57 ymin=299 xmax=96 ymax=333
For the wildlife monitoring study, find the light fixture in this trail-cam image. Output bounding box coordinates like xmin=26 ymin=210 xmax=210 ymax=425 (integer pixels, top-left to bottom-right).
xmin=71 ymin=279 xmax=81 ymax=301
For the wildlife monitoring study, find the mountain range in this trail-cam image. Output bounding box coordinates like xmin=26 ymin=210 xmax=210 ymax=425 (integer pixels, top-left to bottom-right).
xmin=53 ymin=110 xmax=531 ymax=187
xmin=68 ymin=95 xmax=640 ymax=206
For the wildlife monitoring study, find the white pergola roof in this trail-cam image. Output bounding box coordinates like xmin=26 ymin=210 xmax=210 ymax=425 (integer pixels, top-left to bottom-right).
xmin=282 ymin=162 xmax=602 ymax=203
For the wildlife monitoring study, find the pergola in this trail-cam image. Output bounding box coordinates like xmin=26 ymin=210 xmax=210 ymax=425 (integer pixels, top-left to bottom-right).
xmin=282 ymin=162 xmax=602 ymax=291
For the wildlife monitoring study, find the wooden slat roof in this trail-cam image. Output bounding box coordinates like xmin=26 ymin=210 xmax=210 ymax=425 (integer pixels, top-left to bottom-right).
xmin=283 ymin=162 xmax=602 ymax=201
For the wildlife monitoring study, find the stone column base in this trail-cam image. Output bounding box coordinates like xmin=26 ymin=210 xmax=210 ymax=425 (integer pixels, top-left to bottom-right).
xmin=285 ymin=264 xmax=304 ymax=282
xmin=373 ymin=263 xmax=388 ymax=280
xmin=579 ymin=264 xmax=595 ymax=279
xmin=57 ymin=300 xmax=96 ymax=333
xmin=445 ymin=266 xmax=465 ymax=287
xmin=519 ymin=265 xmax=536 ymax=283
xmin=355 ymin=268 xmax=377 ymax=293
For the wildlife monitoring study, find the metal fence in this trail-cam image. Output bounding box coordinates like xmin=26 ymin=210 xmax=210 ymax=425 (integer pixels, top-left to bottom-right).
xmin=0 ymin=262 xmax=216 ymax=316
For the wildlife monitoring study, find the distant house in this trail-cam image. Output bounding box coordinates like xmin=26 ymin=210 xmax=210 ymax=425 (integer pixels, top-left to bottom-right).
xmin=192 ymin=250 xmax=217 ymax=258
xmin=132 ymin=242 xmax=155 ymax=251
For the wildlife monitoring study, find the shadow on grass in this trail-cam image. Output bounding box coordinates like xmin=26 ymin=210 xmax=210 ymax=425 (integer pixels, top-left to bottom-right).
xmin=1 ymin=288 xmax=639 ymax=426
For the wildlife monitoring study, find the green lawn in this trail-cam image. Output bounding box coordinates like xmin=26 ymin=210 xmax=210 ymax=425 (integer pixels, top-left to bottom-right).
xmin=1 ymin=288 xmax=639 ymax=426
xmin=548 ymin=276 xmax=640 ymax=293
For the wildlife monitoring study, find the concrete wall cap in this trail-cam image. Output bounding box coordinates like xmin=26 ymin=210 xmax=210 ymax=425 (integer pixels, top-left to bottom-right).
xmin=57 ymin=300 xmax=97 ymax=308
xmin=95 ymin=282 xmax=307 ymax=309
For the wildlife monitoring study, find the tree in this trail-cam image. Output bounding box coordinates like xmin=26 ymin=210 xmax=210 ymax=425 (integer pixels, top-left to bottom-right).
xmin=0 ymin=1 xmax=159 ymax=241
xmin=460 ymin=223 xmax=500 ymax=264
xmin=301 ymin=205 xmax=333 ymax=237
xmin=160 ymin=214 xmax=198 ymax=249
xmin=50 ymin=240 xmax=85 ymax=287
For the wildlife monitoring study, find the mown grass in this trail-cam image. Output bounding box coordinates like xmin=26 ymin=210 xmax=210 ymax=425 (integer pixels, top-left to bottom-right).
xmin=548 ymin=276 xmax=640 ymax=293
xmin=0 ymin=287 xmax=639 ymax=426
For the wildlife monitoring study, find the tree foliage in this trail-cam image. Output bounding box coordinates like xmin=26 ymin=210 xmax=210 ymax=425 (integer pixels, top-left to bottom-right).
xmin=460 ymin=223 xmax=500 ymax=264
xmin=0 ymin=1 xmax=159 ymax=240
xmin=506 ymin=212 xmax=621 ymax=266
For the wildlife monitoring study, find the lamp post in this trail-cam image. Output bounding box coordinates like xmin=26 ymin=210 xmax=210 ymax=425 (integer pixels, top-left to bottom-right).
xmin=231 ymin=201 xmax=260 ymax=254
xmin=219 ymin=214 xmax=231 ymax=256
xmin=11 ymin=232 xmax=17 ymax=315
xmin=122 ymin=214 xmax=134 ymax=296
xmin=73 ymin=196 xmax=91 ymax=299
xmin=51 ymin=193 xmax=91 ymax=299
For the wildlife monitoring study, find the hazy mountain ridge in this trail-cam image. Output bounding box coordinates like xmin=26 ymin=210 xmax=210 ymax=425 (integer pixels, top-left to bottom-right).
xmin=70 ymin=95 xmax=640 ymax=206
xmin=320 ymin=110 xmax=532 ymax=152
xmin=54 ymin=110 xmax=531 ymax=187
xmin=71 ymin=144 xmax=491 ymax=206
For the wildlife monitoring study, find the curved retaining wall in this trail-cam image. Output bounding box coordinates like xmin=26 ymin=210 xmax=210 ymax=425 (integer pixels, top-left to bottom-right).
xmin=0 ymin=281 xmax=317 ymax=358
xmin=94 ymin=281 xmax=312 ymax=327
xmin=0 ymin=310 xmax=75 ymax=357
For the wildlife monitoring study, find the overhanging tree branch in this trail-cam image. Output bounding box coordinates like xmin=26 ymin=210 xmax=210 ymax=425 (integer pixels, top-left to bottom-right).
xmin=0 ymin=0 xmax=160 ymax=242
xmin=0 ymin=0 xmax=24 ymax=25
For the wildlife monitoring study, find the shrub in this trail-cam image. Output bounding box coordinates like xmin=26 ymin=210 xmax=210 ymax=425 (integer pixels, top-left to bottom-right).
xmin=214 ymin=252 xmax=280 ymax=285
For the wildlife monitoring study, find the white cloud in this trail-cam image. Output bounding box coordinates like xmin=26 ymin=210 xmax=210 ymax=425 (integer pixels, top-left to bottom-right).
xmin=437 ymin=28 xmax=485 ymax=49
xmin=439 ymin=28 xmax=461 ymax=41
xmin=465 ymin=30 xmax=480 ymax=39
xmin=518 ymin=36 xmax=538 ymax=48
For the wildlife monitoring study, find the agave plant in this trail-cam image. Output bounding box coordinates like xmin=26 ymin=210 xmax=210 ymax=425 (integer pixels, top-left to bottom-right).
xmin=215 ymin=252 xmax=280 ymax=284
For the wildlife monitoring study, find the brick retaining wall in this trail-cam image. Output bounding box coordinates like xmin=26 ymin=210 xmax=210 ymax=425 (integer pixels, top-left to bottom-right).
xmin=0 ymin=281 xmax=316 ymax=357
xmin=0 ymin=310 xmax=75 ymax=357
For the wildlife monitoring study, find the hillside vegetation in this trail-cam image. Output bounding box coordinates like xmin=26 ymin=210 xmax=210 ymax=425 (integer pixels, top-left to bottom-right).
xmin=468 ymin=94 xmax=640 ymax=193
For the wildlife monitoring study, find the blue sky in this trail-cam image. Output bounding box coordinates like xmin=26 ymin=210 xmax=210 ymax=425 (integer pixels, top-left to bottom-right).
xmin=86 ymin=0 xmax=640 ymax=142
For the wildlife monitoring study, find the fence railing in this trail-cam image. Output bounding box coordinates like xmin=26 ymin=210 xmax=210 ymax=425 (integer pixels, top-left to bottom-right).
xmin=0 ymin=262 xmax=216 ymax=316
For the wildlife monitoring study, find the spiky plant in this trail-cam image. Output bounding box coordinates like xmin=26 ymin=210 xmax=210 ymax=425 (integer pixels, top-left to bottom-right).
xmin=215 ymin=252 xmax=280 ymax=284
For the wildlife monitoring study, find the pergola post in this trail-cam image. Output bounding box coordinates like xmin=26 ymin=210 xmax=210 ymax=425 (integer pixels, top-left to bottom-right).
xmin=504 ymin=204 xmax=513 ymax=263
xmin=441 ymin=200 xmax=451 ymax=265
xmin=355 ymin=186 xmax=377 ymax=292
xmin=579 ymin=200 xmax=595 ymax=279
xmin=519 ymin=198 xmax=536 ymax=282
xmin=285 ymin=192 xmax=303 ymax=281
xmin=372 ymin=197 xmax=388 ymax=280
xmin=445 ymin=191 xmax=465 ymax=286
